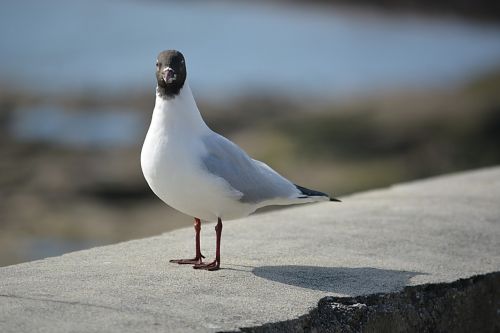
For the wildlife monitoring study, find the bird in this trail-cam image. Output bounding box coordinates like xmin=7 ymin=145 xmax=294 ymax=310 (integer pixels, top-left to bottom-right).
xmin=141 ymin=50 xmax=340 ymax=271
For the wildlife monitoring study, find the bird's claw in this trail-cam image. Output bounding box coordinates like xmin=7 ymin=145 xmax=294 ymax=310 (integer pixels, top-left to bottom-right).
xmin=170 ymin=256 xmax=204 ymax=265
xmin=193 ymin=260 xmax=219 ymax=271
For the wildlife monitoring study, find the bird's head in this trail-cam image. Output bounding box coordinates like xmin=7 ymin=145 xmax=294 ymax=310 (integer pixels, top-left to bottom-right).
xmin=155 ymin=50 xmax=187 ymax=98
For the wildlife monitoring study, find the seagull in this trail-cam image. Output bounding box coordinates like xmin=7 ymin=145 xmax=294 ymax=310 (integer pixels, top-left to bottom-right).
xmin=141 ymin=50 xmax=340 ymax=271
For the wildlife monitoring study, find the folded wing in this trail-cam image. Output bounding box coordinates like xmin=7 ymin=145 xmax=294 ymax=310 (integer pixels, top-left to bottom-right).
xmin=201 ymin=133 xmax=300 ymax=204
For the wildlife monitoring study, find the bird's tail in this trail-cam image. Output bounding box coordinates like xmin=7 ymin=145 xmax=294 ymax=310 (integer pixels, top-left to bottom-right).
xmin=295 ymin=184 xmax=341 ymax=202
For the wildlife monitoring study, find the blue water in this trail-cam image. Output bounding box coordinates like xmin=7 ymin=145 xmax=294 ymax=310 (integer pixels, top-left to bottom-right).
xmin=10 ymin=106 xmax=146 ymax=148
xmin=1 ymin=0 xmax=500 ymax=100
xmin=18 ymin=236 xmax=102 ymax=263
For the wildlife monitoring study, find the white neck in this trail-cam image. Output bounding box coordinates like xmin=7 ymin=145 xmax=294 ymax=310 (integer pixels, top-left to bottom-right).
xmin=151 ymin=81 xmax=209 ymax=135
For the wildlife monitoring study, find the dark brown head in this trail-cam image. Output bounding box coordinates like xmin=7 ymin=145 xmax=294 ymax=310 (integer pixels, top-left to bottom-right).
xmin=155 ymin=50 xmax=187 ymax=99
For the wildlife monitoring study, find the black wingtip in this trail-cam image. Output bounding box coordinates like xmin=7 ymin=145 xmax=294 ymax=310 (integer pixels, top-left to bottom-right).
xmin=295 ymin=184 xmax=341 ymax=202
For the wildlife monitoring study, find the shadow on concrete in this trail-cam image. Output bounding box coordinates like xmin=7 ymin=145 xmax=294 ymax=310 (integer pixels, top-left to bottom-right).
xmin=252 ymin=265 xmax=424 ymax=295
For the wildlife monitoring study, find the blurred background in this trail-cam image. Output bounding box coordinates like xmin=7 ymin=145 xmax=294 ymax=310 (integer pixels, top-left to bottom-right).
xmin=1 ymin=0 xmax=500 ymax=267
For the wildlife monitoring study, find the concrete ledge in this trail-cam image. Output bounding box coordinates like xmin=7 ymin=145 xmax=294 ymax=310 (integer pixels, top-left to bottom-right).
xmin=237 ymin=272 xmax=500 ymax=332
xmin=1 ymin=167 xmax=499 ymax=332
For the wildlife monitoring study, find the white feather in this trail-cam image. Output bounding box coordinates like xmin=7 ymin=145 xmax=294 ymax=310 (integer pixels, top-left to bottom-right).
xmin=141 ymin=82 xmax=328 ymax=222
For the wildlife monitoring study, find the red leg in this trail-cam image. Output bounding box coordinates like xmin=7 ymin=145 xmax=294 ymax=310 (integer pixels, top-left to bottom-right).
xmin=194 ymin=218 xmax=222 ymax=271
xmin=170 ymin=218 xmax=205 ymax=265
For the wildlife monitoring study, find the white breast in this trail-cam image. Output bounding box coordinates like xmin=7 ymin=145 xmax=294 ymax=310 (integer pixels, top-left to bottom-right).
xmin=141 ymin=86 xmax=256 ymax=221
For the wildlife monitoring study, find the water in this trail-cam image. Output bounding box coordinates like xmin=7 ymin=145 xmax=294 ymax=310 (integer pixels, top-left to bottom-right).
xmin=1 ymin=0 xmax=500 ymax=100
xmin=9 ymin=106 xmax=146 ymax=148
xmin=19 ymin=236 xmax=102 ymax=263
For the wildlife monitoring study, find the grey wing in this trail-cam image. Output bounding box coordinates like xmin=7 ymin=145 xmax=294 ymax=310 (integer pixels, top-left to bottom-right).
xmin=201 ymin=133 xmax=300 ymax=203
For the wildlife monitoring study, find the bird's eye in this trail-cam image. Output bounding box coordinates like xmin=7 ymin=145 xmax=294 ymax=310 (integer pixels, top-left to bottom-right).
xmin=156 ymin=62 xmax=160 ymax=67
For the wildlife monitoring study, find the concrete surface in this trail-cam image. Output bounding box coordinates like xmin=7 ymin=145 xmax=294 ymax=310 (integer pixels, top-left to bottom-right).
xmin=0 ymin=167 xmax=499 ymax=332
xmin=240 ymin=272 xmax=500 ymax=332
